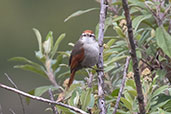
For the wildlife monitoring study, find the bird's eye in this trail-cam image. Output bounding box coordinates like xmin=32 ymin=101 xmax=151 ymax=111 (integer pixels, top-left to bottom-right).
xmin=83 ymin=34 xmax=86 ymax=37
xmin=90 ymin=34 xmax=95 ymax=38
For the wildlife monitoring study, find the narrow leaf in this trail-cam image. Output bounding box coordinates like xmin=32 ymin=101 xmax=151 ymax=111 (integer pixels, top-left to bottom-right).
xmin=34 ymin=85 xmax=59 ymax=97
xmin=9 ymin=57 xmax=42 ymax=68
xmin=64 ymin=8 xmax=98 ymax=22
xmin=156 ymin=27 xmax=171 ymax=58
xmin=14 ymin=64 xmax=47 ymax=78
xmin=80 ymin=88 xmax=92 ymax=111
xmin=50 ymin=33 xmax=66 ymax=58
xmin=33 ymin=28 xmax=43 ymax=53
xmin=132 ymin=14 xmax=152 ymax=31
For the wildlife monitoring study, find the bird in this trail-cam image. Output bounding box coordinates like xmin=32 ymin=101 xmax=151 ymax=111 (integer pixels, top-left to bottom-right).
xmin=68 ymin=30 xmax=99 ymax=88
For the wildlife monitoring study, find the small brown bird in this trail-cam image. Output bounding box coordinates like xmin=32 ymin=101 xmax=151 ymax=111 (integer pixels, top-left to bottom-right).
xmin=68 ymin=30 xmax=99 ymax=88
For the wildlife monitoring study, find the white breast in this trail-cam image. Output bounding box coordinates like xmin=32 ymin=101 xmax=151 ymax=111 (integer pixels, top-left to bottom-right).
xmin=80 ymin=36 xmax=99 ymax=67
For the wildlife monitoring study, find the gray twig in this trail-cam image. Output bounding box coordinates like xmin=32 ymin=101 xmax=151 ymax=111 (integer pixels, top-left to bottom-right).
xmin=48 ymin=88 xmax=58 ymax=114
xmin=87 ymin=71 xmax=94 ymax=88
xmin=122 ymin=0 xmax=146 ymax=114
xmin=113 ymin=57 xmax=130 ymax=114
xmin=0 ymin=104 xmax=3 ymax=114
xmin=4 ymin=73 xmax=25 ymax=114
xmin=97 ymin=0 xmax=108 ymax=114
xmin=0 ymin=83 xmax=88 ymax=114
xmin=9 ymin=108 xmax=15 ymax=114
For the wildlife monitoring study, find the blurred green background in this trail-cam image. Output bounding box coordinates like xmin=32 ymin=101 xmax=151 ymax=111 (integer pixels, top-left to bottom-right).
xmin=0 ymin=0 xmax=99 ymax=113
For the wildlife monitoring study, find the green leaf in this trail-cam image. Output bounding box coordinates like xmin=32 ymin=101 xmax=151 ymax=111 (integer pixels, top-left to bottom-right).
xmin=14 ymin=64 xmax=47 ymax=78
xmin=46 ymin=31 xmax=53 ymax=50
xmin=34 ymin=85 xmax=59 ymax=97
xmin=56 ymin=105 xmax=75 ymax=114
xmin=64 ymin=8 xmax=98 ymax=22
xmin=68 ymin=91 xmax=79 ymax=107
xmin=35 ymin=51 xmax=45 ymax=63
xmin=52 ymin=54 xmax=63 ymax=70
xmin=33 ymin=28 xmax=43 ymax=53
xmin=156 ymin=26 xmax=171 ymax=58
xmin=114 ymin=26 xmax=126 ymax=38
xmin=121 ymin=97 xmax=132 ymax=110
xmin=132 ymin=14 xmax=152 ymax=31
xmin=152 ymin=85 xmax=168 ymax=99
xmin=26 ymin=89 xmax=35 ymax=104
xmin=43 ymin=37 xmax=52 ymax=54
xmin=9 ymin=57 xmax=42 ymax=68
xmin=105 ymin=56 xmax=127 ymax=65
xmin=80 ymin=88 xmax=92 ymax=111
xmin=50 ymin=33 xmax=66 ymax=58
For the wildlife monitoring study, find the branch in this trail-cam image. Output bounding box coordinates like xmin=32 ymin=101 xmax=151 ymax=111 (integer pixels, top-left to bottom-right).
xmin=4 ymin=73 xmax=25 ymax=114
xmin=0 ymin=104 xmax=3 ymax=114
xmin=0 ymin=83 xmax=88 ymax=114
xmin=97 ymin=0 xmax=108 ymax=114
xmin=48 ymin=88 xmax=58 ymax=114
xmin=122 ymin=0 xmax=146 ymax=114
xmin=87 ymin=71 xmax=94 ymax=88
xmin=113 ymin=57 xmax=130 ymax=114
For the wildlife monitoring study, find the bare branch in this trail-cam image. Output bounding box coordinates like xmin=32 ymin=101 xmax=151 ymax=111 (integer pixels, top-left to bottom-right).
xmin=97 ymin=0 xmax=108 ymax=114
xmin=0 ymin=83 xmax=88 ymax=114
xmin=122 ymin=0 xmax=146 ymax=114
xmin=0 ymin=104 xmax=3 ymax=114
xmin=113 ymin=57 xmax=130 ymax=114
xmin=48 ymin=88 xmax=58 ymax=114
xmin=4 ymin=73 xmax=25 ymax=114
xmin=9 ymin=109 xmax=15 ymax=114
xmin=87 ymin=71 xmax=94 ymax=88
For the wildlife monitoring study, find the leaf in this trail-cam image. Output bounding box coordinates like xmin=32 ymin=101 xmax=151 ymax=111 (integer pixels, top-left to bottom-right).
xmin=43 ymin=37 xmax=51 ymax=54
xmin=64 ymin=8 xmax=98 ymax=22
xmin=9 ymin=57 xmax=42 ymax=68
xmin=56 ymin=105 xmax=75 ymax=114
xmin=132 ymin=14 xmax=152 ymax=31
xmin=105 ymin=56 xmax=127 ymax=65
xmin=52 ymin=54 xmax=63 ymax=70
xmin=152 ymin=85 xmax=168 ymax=99
xmin=46 ymin=31 xmax=53 ymax=50
xmin=121 ymin=97 xmax=132 ymax=110
xmin=50 ymin=33 xmax=66 ymax=58
xmin=14 ymin=64 xmax=47 ymax=78
xmin=26 ymin=89 xmax=35 ymax=104
xmin=68 ymin=91 xmax=79 ymax=107
xmin=33 ymin=28 xmax=43 ymax=53
xmin=34 ymin=85 xmax=59 ymax=97
xmin=80 ymin=88 xmax=92 ymax=111
xmin=114 ymin=26 xmax=126 ymax=38
xmin=156 ymin=26 xmax=171 ymax=58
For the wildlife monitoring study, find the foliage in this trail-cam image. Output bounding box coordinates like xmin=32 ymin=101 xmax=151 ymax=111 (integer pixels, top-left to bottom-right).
xmin=10 ymin=0 xmax=171 ymax=114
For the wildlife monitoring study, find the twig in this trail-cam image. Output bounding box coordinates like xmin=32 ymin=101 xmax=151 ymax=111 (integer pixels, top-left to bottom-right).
xmin=9 ymin=108 xmax=15 ymax=114
xmin=87 ymin=71 xmax=94 ymax=88
xmin=0 ymin=104 xmax=3 ymax=114
xmin=122 ymin=0 xmax=146 ymax=114
xmin=45 ymin=56 xmax=58 ymax=87
xmin=97 ymin=0 xmax=108 ymax=114
xmin=4 ymin=73 xmax=25 ymax=114
xmin=113 ymin=57 xmax=130 ymax=114
xmin=0 ymin=83 xmax=88 ymax=114
xmin=48 ymin=88 xmax=58 ymax=114
xmin=140 ymin=59 xmax=154 ymax=71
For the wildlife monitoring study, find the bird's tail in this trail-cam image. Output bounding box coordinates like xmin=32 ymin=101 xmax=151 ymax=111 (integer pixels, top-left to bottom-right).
xmin=67 ymin=70 xmax=76 ymax=88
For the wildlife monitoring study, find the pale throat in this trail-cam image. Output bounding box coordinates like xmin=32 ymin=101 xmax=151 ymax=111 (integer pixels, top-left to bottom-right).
xmin=81 ymin=36 xmax=96 ymax=44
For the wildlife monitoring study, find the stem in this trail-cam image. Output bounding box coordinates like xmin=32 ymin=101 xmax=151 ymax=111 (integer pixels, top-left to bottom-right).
xmin=4 ymin=73 xmax=25 ymax=114
xmin=97 ymin=0 xmax=108 ymax=114
xmin=0 ymin=83 xmax=88 ymax=114
xmin=122 ymin=0 xmax=146 ymax=114
xmin=113 ymin=57 xmax=130 ymax=114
